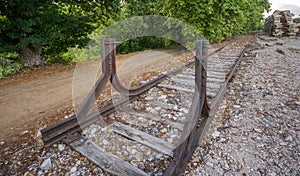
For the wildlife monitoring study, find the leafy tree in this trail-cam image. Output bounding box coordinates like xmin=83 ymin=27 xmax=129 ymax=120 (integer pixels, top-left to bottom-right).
xmin=108 ymin=0 xmax=185 ymax=54
xmin=72 ymin=0 xmax=270 ymax=61
xmin=294 ymin=18 xmax=300 ymax=23
xmin=157 ymin=0 xmax=270 ymax=42
xmin=0 ymin=0 xmax=120 ymax=68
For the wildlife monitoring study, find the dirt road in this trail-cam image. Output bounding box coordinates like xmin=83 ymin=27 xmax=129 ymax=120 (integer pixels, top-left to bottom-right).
xmin=0 ymin=48 xmax=185 ymax=140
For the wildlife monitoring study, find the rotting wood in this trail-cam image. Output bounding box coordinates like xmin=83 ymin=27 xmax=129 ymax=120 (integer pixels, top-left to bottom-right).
xmin=146 ymin=100 xmax=177 ymax=110
xmin=171 ymin=77 xmax=195 ymax=86
xmin=157 ymin=84 xmax=194 ymax=93
xmin=127 ymin=111 xmax=184 ymax=131
xmin=207 ymin=68 xmax=229 ymax=73
xmin=206 ymin=82 xmax=222 ymax=89
xmin=175 ymin=74 xmax=194 ymax=80
xmin=207 ymin=74 xmax=225 ymax=79
xmin=207 ymin=91 xmax=217 ymax=98
xmin=208 ymin=71 xmax=227 ymax=76
xmin=110 ymin=122 xmax=174 ymax=156
xmin=70 ymin=136 xmax=149 ymax=176
xmin=207 ymin=77 xmax=225 ymax=83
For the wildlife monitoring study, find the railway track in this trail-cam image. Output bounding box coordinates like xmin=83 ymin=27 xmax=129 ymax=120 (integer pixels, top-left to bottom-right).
xmin=41 ymin=38 xmax=249 ymax=175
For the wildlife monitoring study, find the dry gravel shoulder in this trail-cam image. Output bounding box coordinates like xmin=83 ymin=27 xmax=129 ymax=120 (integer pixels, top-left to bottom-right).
xmin=187 ymin=35 xmax=300 ymax=175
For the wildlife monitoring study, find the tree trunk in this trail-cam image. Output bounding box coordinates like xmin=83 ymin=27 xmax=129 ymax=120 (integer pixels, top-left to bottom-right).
xmin=19 ymin=44 xmax=47 ymax=68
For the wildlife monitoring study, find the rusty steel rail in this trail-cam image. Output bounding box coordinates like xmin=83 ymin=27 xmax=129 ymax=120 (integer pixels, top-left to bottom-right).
xmin=41 ymin=39 xmax=226 ymax=147
xmin=40 ymin=38 xmax=247 ymax=175
xmin=164 ymin=40 xmax=210 ymax=175
xmin=41 ymin=61 xmax=194 ymax=147
xmin=164 ymin=43 xmax=249 ymax=175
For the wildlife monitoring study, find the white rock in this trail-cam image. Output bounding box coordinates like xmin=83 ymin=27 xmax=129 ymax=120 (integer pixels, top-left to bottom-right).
xmin=145 ymin=96 xmax=153 ymax=101
xmin=136 ymin=152 xmax=144 ymax=161
xmin=155 ymin=107 xmax=162 ymax=111
xmin=140 ymin=81 xmax=147 ymax=84
xmin=173 ymin=105 xmax=179 ymax=111
xmin=233 ymin=105 xmax=241 ymax=109
xmin=40 ymin=158 xmax=52 ymax=170
xmin=206 ymin=160 xmax=214 ymax=167
xmin=37 ymin=171 xmax=43 ymax=176
xmin=0 ymin=141 xmax=5 ymax=145
xmin=71 ymin=166 xmax=77 ymax=173
xmin=155 ymin=153 xmax=163 ymax=159
xmin=280 ymin=142 xmax=287 ymax=146
xmin=212 ymin=131 xmax=220 ymax=138
xmin=160 ymin=128 xmax=167 ymax=133
xmin=151 ymin=76 xmax=158 ymax=80
xmin=285 ymin=136 xmax=293 ymax=142
xmin=19 ymin=130 xmax=29 ymax=136
xmin=131 ymin=149 xmax=138 ymax=155
xmin=102 ymin=140 xmax=109 ymax=145
xmin=58 ymin=144 xmax=65 ymax=151
xmin=159 ymin=95 xmax=167 ymax=100
xmin=220 ymin=138 xmax=226 ymax=142
xmin=64 ymin=114 xmax=73 ymax=119
xmin=93 ymin=167 xmax=102 ymax=174
xmin=254 ymin=128 xmax=262 ymax=133
xmin=148 ymin=108 xmax=156 ymax=114
xmin=167 ymin=138 xmax=173 ymax=143
xmin=36 ymin=130 xmax=42 ymax=138
xmin=172 ymin=116 xmax=178 ymax=121
xmin=181 ymin=108 xmax=189 ymax=114
xmin=90 ymin=128 xmax=97 ymax=135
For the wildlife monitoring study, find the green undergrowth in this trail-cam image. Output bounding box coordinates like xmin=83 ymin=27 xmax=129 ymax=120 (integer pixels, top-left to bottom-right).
xmin=0 ymin=53 xmax=21 ymax=78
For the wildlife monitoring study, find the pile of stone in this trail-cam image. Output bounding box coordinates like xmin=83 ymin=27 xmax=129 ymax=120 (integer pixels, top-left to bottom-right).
xmin=264 ymin=10 xmax=298 ymax=37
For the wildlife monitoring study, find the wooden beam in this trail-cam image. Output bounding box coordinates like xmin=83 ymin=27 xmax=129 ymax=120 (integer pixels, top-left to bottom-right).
xmin=111 ymin=122 xmax=174 ymax=156
xmin=70 ymin=137 xmax=149 ymax=176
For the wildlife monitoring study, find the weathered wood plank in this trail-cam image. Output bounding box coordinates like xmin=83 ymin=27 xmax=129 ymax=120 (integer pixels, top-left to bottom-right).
xmin=127 ymin=111 xmax=184 ymax=131
xmin=207 ymin=91 xmax=217 ymax=98
xmin=170 ymin=77 xmax=222 ymax=90
xmin=207 ymin=74 xmax=225 ymax=79
xmin=207 ymin=59 xmax=235 ymax=65
xmin=157 ymin=84 xmax=194 ymax=93
xmin=111 ymin=122 xmax=174 ymax=156
xmin=206 ymin=82 xmax=222 ymax=89
xmin=207 ymin=77 xmax=225 ymax=83
xmin=207 ymin=71 xmax=226 ymax=76
xmin=170 ymin=77 xmax=194 ymax=86
xmin=181 ymin=71 xmax=195 ymax=76
xmin=70 ymin=137 xmax=149 ymax=176
xmin=220 ymin=55 xmax=240 ymax=58
xmin=207 ymin=68 xmax=229 ymax=73
xmin=207 ymin=64 xmax=228 ymax=69
xmin=147 ymin=100 xmax=177 ymax=110
xmin=175 ymin=74 xmax=195 ymax=80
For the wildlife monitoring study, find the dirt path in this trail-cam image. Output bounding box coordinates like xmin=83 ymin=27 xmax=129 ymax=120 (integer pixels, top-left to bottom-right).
xmin=0 ymin=48 xmax=184 ymax=140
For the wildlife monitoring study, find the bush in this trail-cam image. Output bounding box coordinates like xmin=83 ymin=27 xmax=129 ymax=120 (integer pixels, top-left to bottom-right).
xmin=0 ymin=53 xmax=21 ymax=78
xmin=46 ymin=51 xmax=73 ymax=65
